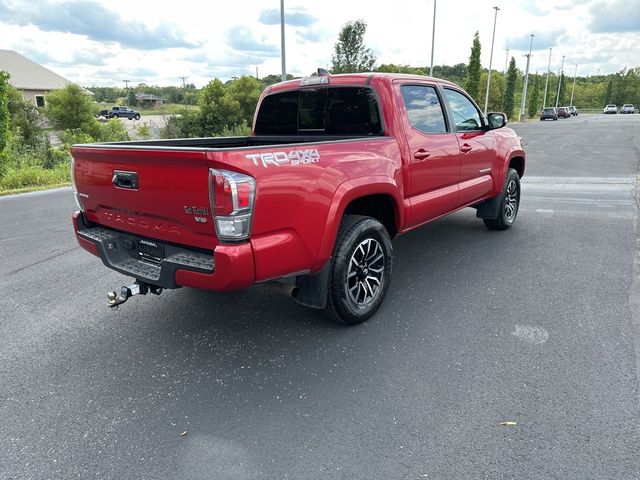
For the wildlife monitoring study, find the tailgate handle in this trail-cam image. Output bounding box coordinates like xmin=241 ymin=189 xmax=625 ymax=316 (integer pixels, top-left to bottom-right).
xmin=112 ymin=170 xmax=138 ymax=189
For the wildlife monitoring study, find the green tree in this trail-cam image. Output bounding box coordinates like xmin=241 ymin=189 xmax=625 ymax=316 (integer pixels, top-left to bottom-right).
xmin=226 ymin=76 xmax=262 ymax=126
xmin=198 ymin=79 xmax=242 ymax=136
xmin=331 ymin=20 xmax=376 ymax=73
xmin=8 ymin=86 xmax=42 ymax=146
xmin=0 ymin=71 xmax=12 ymax=166
xmin=127 ymin=89 xmax=138 ymax=107
xmin=478 ymin=71 xmax=505 ymax=112
xmin=603 ymin=78 xmax=613 ymax=106
xmin=465 ymin=31 xmax=482 ymax=103
xmin=502 ymin=57 xmax=517 ymax=119
xmin=555 ymin=73 xmax=566 ymax=106
xmin=46 ymin=84 xmax=100 ymax=137
xmin=528 ymin=73 xmax=540 ymax=117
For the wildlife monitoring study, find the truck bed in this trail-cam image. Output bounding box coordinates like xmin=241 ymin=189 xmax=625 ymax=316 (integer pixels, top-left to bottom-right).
xmin=79 ymin=134 xmax=383 ymax=151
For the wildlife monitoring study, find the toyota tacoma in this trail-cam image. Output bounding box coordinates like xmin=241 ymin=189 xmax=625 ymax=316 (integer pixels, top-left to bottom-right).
xmin=72 ymin=72 xmax=525 ymax=325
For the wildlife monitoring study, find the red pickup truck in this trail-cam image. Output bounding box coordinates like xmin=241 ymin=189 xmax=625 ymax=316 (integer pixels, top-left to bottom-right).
xmin=71 ymin=72 xmax=525 ymax=325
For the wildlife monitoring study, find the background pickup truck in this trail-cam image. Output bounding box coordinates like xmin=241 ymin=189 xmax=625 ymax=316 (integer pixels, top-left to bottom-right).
xmin=72 ymin=72 xmax=525 ymax=325
xmin=96 ymin=106 xmax=141 ymax=120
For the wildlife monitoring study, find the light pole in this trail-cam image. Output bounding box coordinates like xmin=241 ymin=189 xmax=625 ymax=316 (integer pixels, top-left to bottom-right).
xmin=555 ymin=55 xmax=565 ymax=109
xmin=429 ymin=0 xmax=437 ymax=76
xmin=280 ymin=0 xmax=286 ymax=81
xmin=519 ymin=34 xmax=534 ymax=121
xmin=504 ymin=48 xmax=509 ymax=73
xmin=542 ymin=48 xmax=552 ymax=108
xmin=483 ymin=6 xmax=500 ymax=115
xmin=570 ymin=64 xmax=578 ymax=106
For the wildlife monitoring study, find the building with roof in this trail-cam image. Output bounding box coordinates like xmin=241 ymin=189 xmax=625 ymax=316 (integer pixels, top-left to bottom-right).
xmin=0 ymin=49 xmax=90 ymax=107
xmin=135 ymin=93 xmax=164 ymax=107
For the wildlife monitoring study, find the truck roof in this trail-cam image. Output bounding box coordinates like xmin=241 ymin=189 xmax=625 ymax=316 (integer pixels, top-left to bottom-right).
xmin=269 ymin=72 xmax=458 ymax=93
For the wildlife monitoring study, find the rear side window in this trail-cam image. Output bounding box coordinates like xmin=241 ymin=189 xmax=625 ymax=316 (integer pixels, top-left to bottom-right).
xmin=255 ymin=87 xmax=382 ymax=136
xmin=400 ymin=85 xmax=447 ymax=133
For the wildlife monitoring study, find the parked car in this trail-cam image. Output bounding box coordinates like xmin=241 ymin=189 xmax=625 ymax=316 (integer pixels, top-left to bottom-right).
xmin=568 ymin=106 xmax=578 ymax=116
xmin=557 ymin=107 xmax=571 ymax=118
xmin=71 ymin=72 xmax=525 ymax=325
xmin=621 ymin=104 xmax=635 ymax=114
xmin=604 ymin=104 xmax=618 ymax=114
xmin=540 ymin=107 xmax=558 ymax=121
xmin=96 ymin=106 xmax=141 ymax=120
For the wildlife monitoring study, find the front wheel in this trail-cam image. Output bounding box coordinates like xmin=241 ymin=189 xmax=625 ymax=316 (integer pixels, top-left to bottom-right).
xmin=483 ymin=168 xmax=521 ymax=231
xmin=326 ymin=215 xmax=393 ymax=325
xmin=134 ymin=114 xmax=141 ymax=120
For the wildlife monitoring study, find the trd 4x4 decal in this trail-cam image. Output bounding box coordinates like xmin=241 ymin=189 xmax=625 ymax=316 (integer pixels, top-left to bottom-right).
xmin=246 ymin=149 xmax=320 ymax=168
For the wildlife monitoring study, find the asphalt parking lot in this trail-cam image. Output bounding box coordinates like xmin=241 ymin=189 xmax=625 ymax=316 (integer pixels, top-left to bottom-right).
xmin=1 ymin=114 xmax=639 ymax=479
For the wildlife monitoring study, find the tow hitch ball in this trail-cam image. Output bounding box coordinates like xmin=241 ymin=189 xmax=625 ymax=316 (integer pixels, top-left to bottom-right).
xmin=107 ymin=282 xmax=162 ymax=308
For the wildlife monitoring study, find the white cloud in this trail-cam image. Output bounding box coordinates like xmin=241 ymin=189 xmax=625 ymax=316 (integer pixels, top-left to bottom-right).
xmin=1 ymin=0 xmax=637 ymax=87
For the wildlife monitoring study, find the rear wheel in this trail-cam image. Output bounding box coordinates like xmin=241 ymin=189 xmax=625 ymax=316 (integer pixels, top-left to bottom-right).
xmin=134 ymin=114 xmax=141 ymax=120
xmin=326 ymin=215 xmax=393 ymax=325
xmin=483 ymin=168 xmax=521 ymax=231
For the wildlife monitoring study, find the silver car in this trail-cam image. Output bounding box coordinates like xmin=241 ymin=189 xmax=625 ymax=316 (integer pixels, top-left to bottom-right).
xmin=604 ymin=104 xmax=617 ymax=114
xmin=621 ymin=104 xmax=635 ymax=114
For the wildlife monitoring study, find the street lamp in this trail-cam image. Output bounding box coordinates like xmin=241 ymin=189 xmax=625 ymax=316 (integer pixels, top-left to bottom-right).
xmin=280 ymin=0 xmax=286 ymax=81
xmin=519 ymin=34 xmax=534 ymax=122
xmin=429 ymin=0 xmax=437 ymax=76
xmin=542 ymin=48 xmax=552 ymax=108
xmin=570 ymin=64 xmax=578 ymax=107
xmin=483 ymin=6 xmax=500 ymax=115
xmin=555 ymin=55 xmax=565 ymax=109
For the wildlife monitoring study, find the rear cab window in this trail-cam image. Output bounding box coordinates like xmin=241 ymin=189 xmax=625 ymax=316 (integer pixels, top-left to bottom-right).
xmin=254 ymin=87 xmax=383 ymax=136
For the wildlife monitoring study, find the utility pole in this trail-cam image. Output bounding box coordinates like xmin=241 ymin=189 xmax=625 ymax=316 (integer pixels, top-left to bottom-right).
xmin=542 ymin=48 xmax=552 ymax=108
xmin=483 ymin=6 xmax=500 ymax=115
xmin=519 ymin=34 xmax=534 ymax=122
xmin=280 ymin=0 xmax=286 ymax=81
xmin=555 ymin=55 xmax=565 ymax=109
xmin=179 ymin=76 xmax=187 ymax=89
xmin=256 ymin=67 xmax=259 ymax=80
xmin=570 ymin=64 xmax=578 ymax=106
xmin=122 ymin=79 xmax=130 ymax=90
xmin=429 ymin=0 xmax=437 ymax=76
xmin=504 ymin=48 xmax=509 ymax=73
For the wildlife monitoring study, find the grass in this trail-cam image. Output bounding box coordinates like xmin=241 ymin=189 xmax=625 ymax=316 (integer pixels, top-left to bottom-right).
xmin=0 ymin=182 xmax=71 ymax=196
xmin=138 ymin=104 xmax=199 ymax=116
xmin=0 ymin=162 xmax=70 ymax=192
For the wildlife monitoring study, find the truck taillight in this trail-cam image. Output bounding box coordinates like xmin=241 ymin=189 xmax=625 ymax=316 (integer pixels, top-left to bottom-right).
xmin=70 ymin=156 xmax=85 ymax=211
xmin=209 ymin=169 xmax=256 ymax=241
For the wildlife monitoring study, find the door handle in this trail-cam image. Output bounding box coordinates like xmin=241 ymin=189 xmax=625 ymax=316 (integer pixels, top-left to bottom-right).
xmin=413 ymin=149 xmax=431 ymax=161
xmin=460 ymin=144 xmax=473 ymax=153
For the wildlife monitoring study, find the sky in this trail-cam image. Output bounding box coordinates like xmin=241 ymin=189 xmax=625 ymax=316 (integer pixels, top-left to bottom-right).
xmin=0 ymin=0 xmax=639 ymax=88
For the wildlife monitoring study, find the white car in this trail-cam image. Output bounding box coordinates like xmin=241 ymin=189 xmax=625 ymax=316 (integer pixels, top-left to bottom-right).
xmin=621 ymin=104 xmax=635 ymax=114
xmin=604 ymin=104 xmax=617 ymax=114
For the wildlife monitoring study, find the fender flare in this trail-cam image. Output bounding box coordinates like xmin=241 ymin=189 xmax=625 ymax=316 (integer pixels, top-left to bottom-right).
xmin=316 ymin=176 xmax=403 ymax=263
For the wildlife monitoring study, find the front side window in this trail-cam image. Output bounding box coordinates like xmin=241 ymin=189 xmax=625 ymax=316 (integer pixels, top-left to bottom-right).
xmin=443 ymin=89 xmax=482 ymax=132
xmin=400 ymin=85 xmax=447 ymax=134
xmin=255 ymin=87 xmax=382 ymax=136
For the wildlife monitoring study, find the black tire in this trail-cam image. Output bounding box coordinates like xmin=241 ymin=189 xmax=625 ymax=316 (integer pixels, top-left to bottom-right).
xmin=326 ymin=215 xmax=393 ymax=325
xmin=112 ymin=114 xmax=119 ymax=118
xmin=134 ymin=114 xmax=141 ymax=120
xmin=483 ymin=168 xmax=521 ymax=231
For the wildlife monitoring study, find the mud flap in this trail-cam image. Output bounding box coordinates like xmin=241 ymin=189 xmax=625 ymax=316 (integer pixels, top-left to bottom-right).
xmin=294 ymin=262 xmax=330 ymax=309
xmin=475 ymin=195 xmax=503 ymax=219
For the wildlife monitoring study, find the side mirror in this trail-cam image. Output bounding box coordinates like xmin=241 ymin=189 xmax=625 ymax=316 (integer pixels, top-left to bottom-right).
xmin=487 ymin=112 xmax=507 ymax=129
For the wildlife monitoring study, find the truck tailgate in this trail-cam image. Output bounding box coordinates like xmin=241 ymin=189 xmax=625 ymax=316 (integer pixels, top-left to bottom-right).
xmin=72 ymin=146 xmax=218 ymax=251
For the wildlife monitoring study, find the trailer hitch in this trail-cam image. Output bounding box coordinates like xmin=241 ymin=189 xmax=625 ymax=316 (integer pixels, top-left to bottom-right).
xmin=107 ymin=281 xmax=163 ymax=308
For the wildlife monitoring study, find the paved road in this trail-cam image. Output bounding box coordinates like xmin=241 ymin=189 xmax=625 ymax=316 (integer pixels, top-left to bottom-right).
xmin=1 ymin=114 xmax=639 ymax=479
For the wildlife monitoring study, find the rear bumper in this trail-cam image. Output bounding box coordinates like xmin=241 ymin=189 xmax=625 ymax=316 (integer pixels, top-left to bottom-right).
xmin=73 ymin=212 xmax=255 ymax=291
